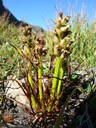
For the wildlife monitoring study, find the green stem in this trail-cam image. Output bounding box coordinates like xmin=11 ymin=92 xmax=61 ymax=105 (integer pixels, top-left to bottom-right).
xmin=28 ymin=72 xmax=37 ymax=109
xmin=56 ymin=67 xmax=64 ymax=98
xmin=31 ymin=94 xmax=37 ymax=109
xmin=51 ymin=56 xmax=61 ymax=98
xmin=47 ymin=56 xmax=61 ymax=112
xmin=38 ymin=55 xmax=44 ymax=109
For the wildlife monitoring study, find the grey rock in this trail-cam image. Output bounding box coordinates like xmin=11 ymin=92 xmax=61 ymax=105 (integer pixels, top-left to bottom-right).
xmin=5 ymin=75 xmax=30 ymax=109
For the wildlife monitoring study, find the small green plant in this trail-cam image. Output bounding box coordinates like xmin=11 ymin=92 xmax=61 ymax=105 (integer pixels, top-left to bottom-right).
xmin=9 ymin=12 xmax=74 ymax=114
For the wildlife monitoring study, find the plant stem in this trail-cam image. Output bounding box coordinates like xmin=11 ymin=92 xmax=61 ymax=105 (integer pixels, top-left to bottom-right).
xmin=28 ymin=72 xmax=37 ymax=109
xmin=47 ymin=56 xmax=61 ymax=112
xmin=38 ymin=55 xmax=44 ymax=109
xmin=31 ymin=95 xmax=37 ymax=109
xmin=51 ymin=56 xmax=61 ymax=98
xmin=56 ymin=66 xmax=64 ymax=98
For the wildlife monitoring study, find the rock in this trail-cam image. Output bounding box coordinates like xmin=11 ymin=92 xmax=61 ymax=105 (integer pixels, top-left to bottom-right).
xmin=5 ymin=75 xmax=30 ymax=109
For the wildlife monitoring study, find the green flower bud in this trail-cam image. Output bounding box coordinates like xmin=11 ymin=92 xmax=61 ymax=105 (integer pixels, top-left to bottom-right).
xmin=54 ymin=45 xmax=61 ymax=56
xmin=54 ymin=36 xmax=59 ymax=43
xmin=60 ymin=39 xmax=66 ymax=48
xmin=61 ymin=16 xmax=70 ymax=26
xmin=60 ymin=52 xmax=65 ymax=60
xmin=54 ymin=16 xmax=62 ymax=24
xmin=55 ymin=28 xmax=62 ymax=37
xmin=60 ymin=50 xmax=70 ymax=60
xmin=60 ymin=25 xmax=70 ymax=32
xmin=56 ymin=21 xmax=61 ymax=29
xmin=61 ymin=18 xmax=66 ymax=26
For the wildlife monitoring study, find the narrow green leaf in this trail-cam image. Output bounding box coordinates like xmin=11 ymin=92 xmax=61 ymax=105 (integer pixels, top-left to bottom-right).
xmin=28 ymin=72 xmax=33 ymax=88
xmin=87 ymin=83 xmax=92 ymax=94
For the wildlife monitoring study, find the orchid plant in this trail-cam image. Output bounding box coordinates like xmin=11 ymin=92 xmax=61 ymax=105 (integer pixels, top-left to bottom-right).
xmin=9 ymin=12 xmax=73 ymax=114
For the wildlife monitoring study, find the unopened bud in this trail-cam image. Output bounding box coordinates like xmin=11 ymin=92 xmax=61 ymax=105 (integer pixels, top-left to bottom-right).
xmin=55 ymin=28 xmax=61 ymax=36
xmin=54 ymin=45 xmax=61 ymax=56
xmin=54 ymin=36 xmax=59 ymax=43
xmin=60 ymin=39 xmax=66 ymax=48
xmin=60 ymin=25 xmax=70 ymax=32
xmin=59 ymin=12 xmax=63 ymax=18
xmin=56 ymin=21 xmax=61 ymax=29
xmin=55 ymin=16 xmax=62 ymax=24
xmin=61 ymin=16 xmax=70 ymax=25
